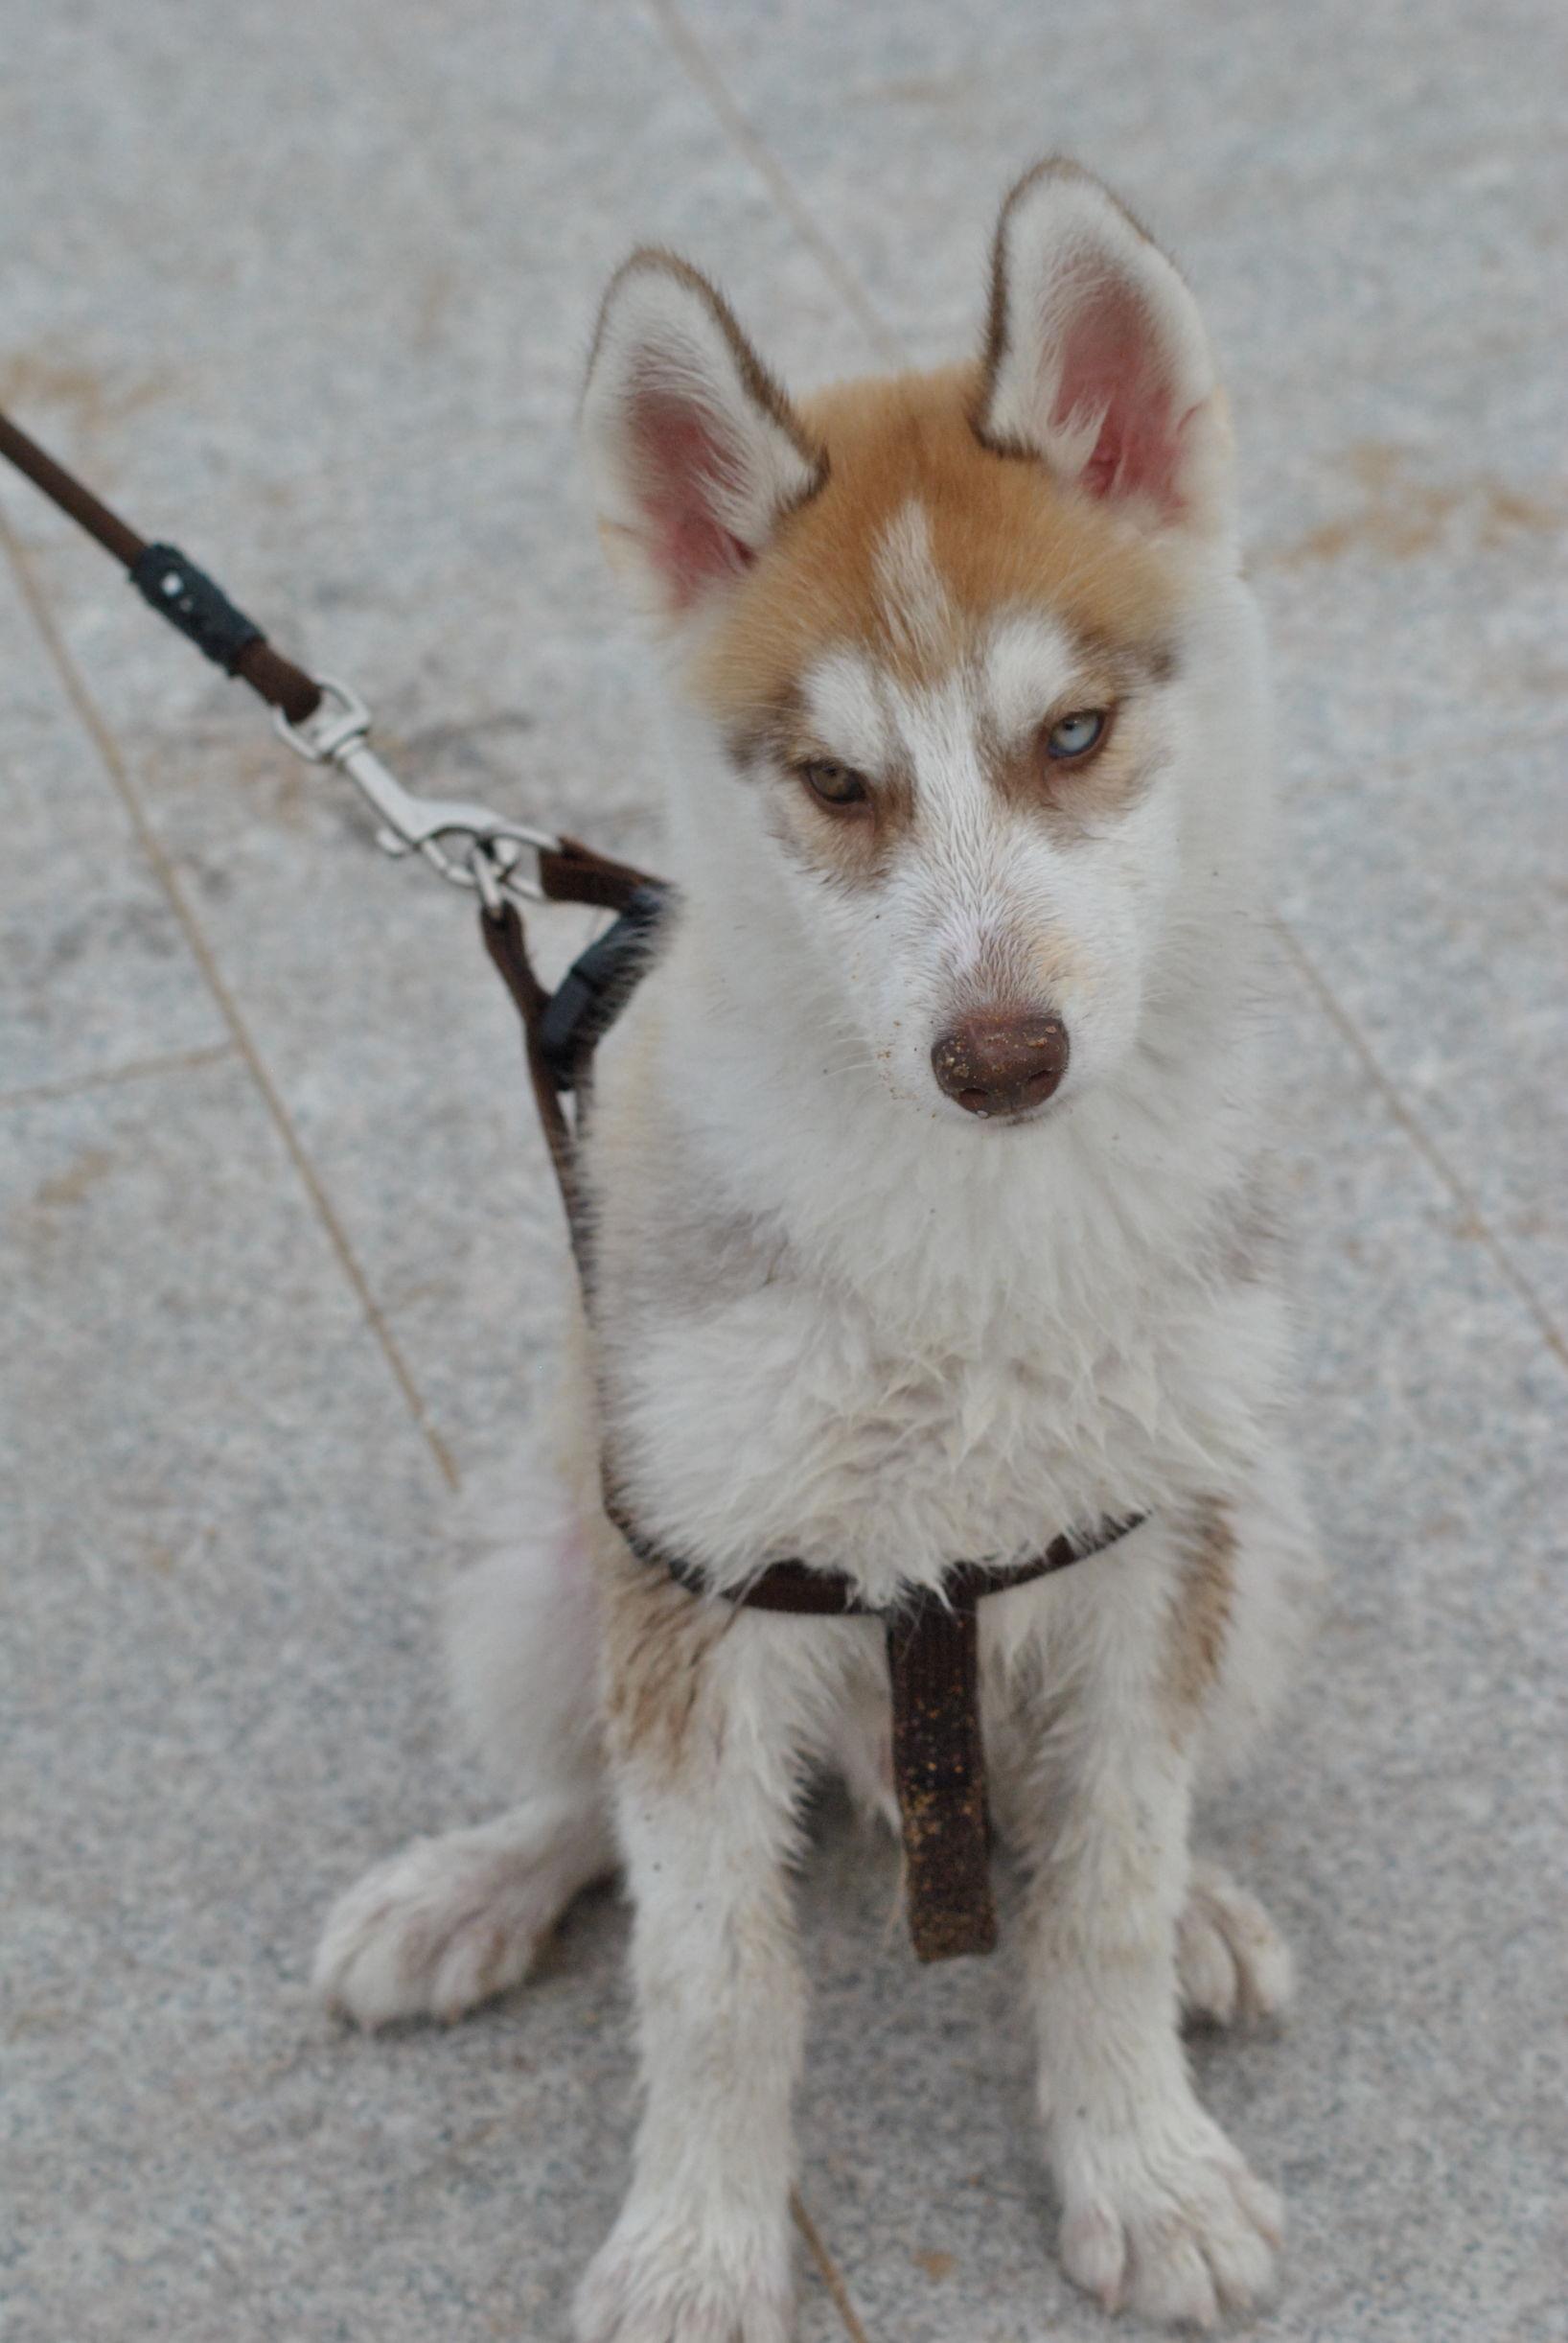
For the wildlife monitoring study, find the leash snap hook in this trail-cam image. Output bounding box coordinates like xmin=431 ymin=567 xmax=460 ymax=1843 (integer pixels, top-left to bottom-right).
xmin=274 ymin=675 xmax=561 ymax=902
xmin=272 ymin=673 xmax=372 ymax=766
xmin=468 ymin=836 xmax=514 ymax=917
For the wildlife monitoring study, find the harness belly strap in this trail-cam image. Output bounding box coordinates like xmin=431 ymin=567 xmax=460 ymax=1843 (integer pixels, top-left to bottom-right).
xmin=480 ymin=870 xmax=1146 ymax=1962
xmin=888 ymin=1587 xmax=994 ymax=1959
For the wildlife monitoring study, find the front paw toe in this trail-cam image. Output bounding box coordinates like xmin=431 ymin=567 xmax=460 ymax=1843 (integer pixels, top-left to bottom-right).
xmin=1177 ymin=1864 xmax=1293 ymax=2030
xmin=1060 ymin=2123 xmax=1281 ymax=2326
xmin=312 ymin=1834 xmax=541 ymax=2029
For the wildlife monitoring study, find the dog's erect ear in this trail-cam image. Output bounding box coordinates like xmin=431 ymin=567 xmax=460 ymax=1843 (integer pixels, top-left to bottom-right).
xmin=581 ymin=250 xmax=826 ymax=623
xmin=974 ymin=160 xmax=1228 ymax=528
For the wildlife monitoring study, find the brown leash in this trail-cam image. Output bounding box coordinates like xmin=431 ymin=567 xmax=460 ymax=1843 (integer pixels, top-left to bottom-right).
xmin=1 ymin=406 xmax=1144 ymax=1963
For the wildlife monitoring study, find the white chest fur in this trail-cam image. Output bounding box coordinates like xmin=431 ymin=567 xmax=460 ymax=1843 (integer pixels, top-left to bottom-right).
xmin=588 ymin=947 xmax=1289 ymax=1605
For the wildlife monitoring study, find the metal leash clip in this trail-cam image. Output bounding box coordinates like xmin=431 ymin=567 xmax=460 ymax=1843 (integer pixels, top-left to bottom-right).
xmin=274 ymin=677 xmax=561 ymax=906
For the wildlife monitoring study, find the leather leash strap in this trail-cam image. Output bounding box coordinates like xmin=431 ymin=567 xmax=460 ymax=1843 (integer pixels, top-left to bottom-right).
xmin=0 ymin=404 xmax=1144 ymax=1963
xmin=0 ymin=408 xmax=323 ymax=726
xmin=482 ymin=878 xmax=1144 ymax=1961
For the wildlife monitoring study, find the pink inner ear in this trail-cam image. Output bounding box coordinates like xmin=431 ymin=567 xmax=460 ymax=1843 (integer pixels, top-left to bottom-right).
xmin=630 ymin=390 xmax=755 ymax=610
xmin=1050 ymin=275 xmax=1183 ymax=512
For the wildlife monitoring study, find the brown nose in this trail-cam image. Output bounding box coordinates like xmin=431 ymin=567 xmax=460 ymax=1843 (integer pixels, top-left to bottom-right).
xmin=931 ymin=1009 xmax=1070 ymax=1117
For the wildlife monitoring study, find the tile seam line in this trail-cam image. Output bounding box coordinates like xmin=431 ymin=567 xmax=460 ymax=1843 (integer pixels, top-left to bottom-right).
xmin=647 ymin=0 xmax=905 ymax=368
xmin=792 ymin=2191 xmax=874 ymax=2343
xmin=0 ymin=507 xmax=460 ymax=1494
xmin=1274 ymin=913 xmax=1568 ymax=1377
xmin=0 ymin=1039 xmax=240 ymax=1114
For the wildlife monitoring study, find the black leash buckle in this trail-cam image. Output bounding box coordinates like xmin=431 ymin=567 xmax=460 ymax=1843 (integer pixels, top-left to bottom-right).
xmin=128 ymin=542 xmax=264 ymax=674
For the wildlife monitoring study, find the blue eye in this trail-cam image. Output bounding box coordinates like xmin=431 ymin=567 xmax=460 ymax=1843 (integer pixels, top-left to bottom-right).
xmin=1045 ymin=709 xmax=1107 ymax=759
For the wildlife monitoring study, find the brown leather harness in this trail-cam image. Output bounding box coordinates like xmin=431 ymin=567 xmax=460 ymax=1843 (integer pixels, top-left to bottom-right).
xmin=0 ymin=406 xmax=1145 ymax=1962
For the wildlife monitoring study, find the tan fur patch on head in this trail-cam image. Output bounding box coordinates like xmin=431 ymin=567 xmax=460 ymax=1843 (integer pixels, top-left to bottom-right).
xmin=1164 ymin=1501 xmax=1236 ymax=1725
xmin=690 ymin=363 xmax=1186 ymax=727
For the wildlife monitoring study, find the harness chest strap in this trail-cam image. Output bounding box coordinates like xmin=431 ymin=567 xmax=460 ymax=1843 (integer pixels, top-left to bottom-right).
xmin=481 ymin=877 xmax=1145 ymax=1963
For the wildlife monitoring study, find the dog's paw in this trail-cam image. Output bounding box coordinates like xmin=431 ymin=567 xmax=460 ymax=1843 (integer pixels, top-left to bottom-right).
xmin=312 ymin=1823 xmax=560 ymax=2028
xmin=1177 ymin=1862 xmax=1293 ymax=2029
xmin=1057 ymin=2107 xmax=1281 ymax=2327
xmin=574 ymin=2204 xmax=794 ymax=2343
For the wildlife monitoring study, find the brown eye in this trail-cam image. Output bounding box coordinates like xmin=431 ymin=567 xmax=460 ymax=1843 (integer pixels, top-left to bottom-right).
xmin=798 ymin=758 xmax=870 ymax=808
xmin=1044 ymin=708 xmax=1109 ymax=760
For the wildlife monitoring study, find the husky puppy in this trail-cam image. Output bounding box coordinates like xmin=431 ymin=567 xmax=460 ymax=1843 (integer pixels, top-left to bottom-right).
xmin=316 ymin=160 xmax=1320 ymax=2337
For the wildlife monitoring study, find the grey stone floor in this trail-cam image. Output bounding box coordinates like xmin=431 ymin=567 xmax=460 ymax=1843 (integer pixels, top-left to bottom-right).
xmin=3 ymin=3 xmax=1564 ymax=2338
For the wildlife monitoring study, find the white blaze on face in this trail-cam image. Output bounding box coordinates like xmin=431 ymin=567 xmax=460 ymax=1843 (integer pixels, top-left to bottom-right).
xmin=790 ymin=503 xmax=1160 ymax=1109
xmin=871 ymin=499 xmax=956 ymax=674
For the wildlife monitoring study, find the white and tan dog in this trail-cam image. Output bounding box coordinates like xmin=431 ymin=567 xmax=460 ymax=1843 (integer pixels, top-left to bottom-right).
xmin=316 ymin=160 xmax=1320 ymax=2337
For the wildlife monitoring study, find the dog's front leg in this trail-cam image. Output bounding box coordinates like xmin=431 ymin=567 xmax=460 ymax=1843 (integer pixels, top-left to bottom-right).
xmin=1021 ymin=1547 xmax=1282 ymax=2328
xmin=576 ymin=1575 xmax=813 ymax=2343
